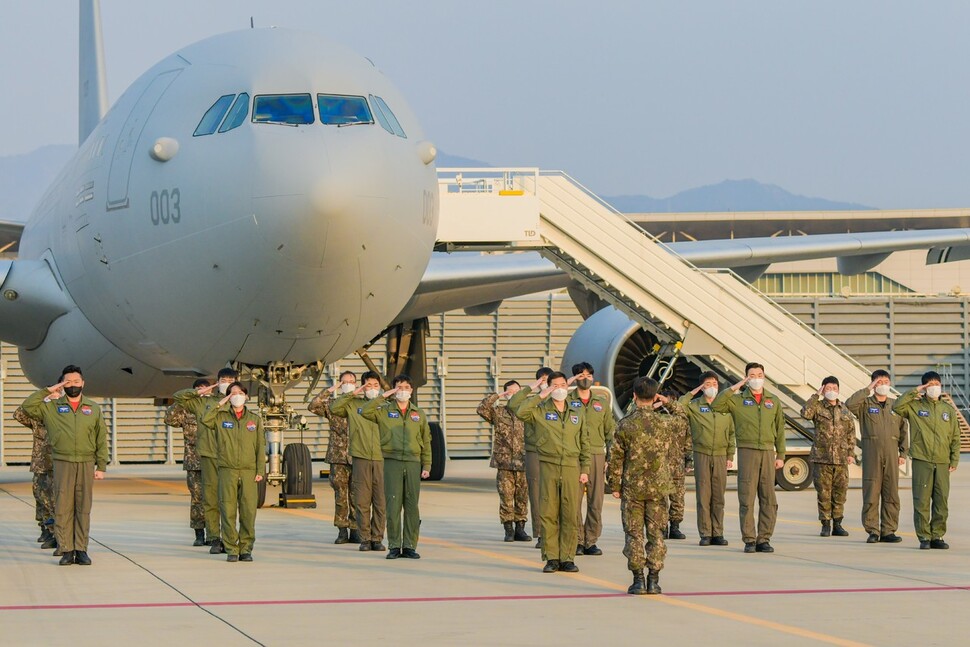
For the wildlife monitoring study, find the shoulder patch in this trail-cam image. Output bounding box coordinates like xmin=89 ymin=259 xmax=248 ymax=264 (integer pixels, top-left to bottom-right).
xmin=222 ymin=421 xmax=234 ymax=428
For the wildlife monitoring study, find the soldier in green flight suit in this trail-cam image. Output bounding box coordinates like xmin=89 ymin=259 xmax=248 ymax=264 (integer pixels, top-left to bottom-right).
xmin=712 ymin=362 xmax=785 ymax=554
xmin=513 ymin=372 xmax=590 ymax=574
xmin=570 ymin=362 xmax=615 ymax=556
xmin=608 ymin=377 xmax=683 ymax=595
xmin=200 ymin=382 xmax=266 ymax=562
xmin=173 ymin=367 xmax=239 ymax=554
xmin=680 ymin=372 xmax=736 ymax=546
xmin=508 ymin=366 xmax=554 ymax=548
xmin=801 ymin=376 xmax=857 ymax=538
xmin=360 ymin=375 xmax=432 ymax=560
xmin=893 ymin=371 xmax=961 ymax=549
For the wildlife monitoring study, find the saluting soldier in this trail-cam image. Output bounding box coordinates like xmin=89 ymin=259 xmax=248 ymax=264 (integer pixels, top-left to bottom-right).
xmin=164 ymin=378 xmax=209 ymax=546
xmin=309 ymin=370 xmax=361 ymax=545
xmin=801 ymin=377 xmax=856 ymax=538
xmin=661 ymin=388 xmax=692 ymax=541
xmin=507 ymin=366 xmax=554 ymax=548
xmin=845 ymin=370 xmax=908 ymax=543
xmin=200 ymin=382 xmax=266 ymax=562
xmin=513 ymin=372 xmax=590 ymax=574
xmin=570 ymin=363 xmax=615 ymax=556
xmin=22 ymin=365 xmax=108 ymax=566
xmin=679 ymin=373 xmax=736 ymax=546
xmin=893 ymin=371 xmax=960 ymax=549
xmin=360 ymin=375 xmax=432 ymax=560
xmin=477 ymin=380 xmax=531 ymax=543
xmin=330 ymin=371 xmax=387 ymax=552
xmin=14 ymin=406 xmax=56 ymax=549
xmin=608 ymin=377 xmax=682 ymax=595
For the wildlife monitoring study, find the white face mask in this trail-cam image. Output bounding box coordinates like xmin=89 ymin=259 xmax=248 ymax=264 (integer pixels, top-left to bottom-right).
xmin=365 ymin=388 xmax=381 ymax=400
xmin=874 ymin=384 xmax=891 ymax=397
xmin=395 ymin=390 xmax=412 ymax=402
xmin=551 ymin=387 xmax=568 ymax=401
xmin=229 ymin=394 xmax=247 ymax=408
xmin=340 ymin=383 xmax=355 ymax=394
xmin=747 ymin=378 xmax=765 ymax=391
xmin=823 ymin=390 xmax=839 ymax=401
xmin=926 ymin=385 xmax=942 ymax=399
xmin=218 ymin=382 xmax=230 ymax=395
xmin=703 ymin=387 xmax=718 ymax=399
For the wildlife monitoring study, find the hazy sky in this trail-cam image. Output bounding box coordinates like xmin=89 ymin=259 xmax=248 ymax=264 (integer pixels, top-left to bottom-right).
xmin=4 ymin=0 xmax=970 ymax=207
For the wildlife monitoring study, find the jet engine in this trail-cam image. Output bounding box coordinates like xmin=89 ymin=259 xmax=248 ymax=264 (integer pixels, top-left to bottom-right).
xmin=560 ymin=306 xmax=701 ymax=417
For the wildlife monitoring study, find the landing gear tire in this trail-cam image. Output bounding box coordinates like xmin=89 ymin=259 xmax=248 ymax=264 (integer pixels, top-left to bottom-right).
xmin=283 ymin=443 xmax=314 ymax=495
xmin=776 ymin=455 xmax=813 ymax=491
xmin=427 ymin=423 xmax=446 ymax=481
xmin=256 ymin=476 xmax=267 ymax=509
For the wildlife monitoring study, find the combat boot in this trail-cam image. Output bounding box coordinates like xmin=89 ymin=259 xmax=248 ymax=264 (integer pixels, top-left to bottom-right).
xmin=209 ymin=538 xmax=225 ymax=554
xmin=334 ymin=528 xmax=350 ymax=544
xmin=37 ymin=526 xmax=52 ymax=543
xmin=513 ymin=521 xmax=532 ymax=542
xmin=832 ymin=518 xmax=848 ymax=537
xmin=535 ymin=536 xmax=543 ymax=549
xmin=628 ymin=570 xmax=647 ymax=595
xmin=348 ymin=529 xmax=362 ymax=544
xmin=820 ymin=520 xmax=831 ymax=537
xmin=41 ymin=536 xmax=57 ymax=550
xmin=646 ymin=569 xmax=662 ymax=594
xmin=503 ymin=522 xmax=515 ymax=542
xmin=193 ymin=529 xmax=206 ymax=547
xmin=668 ymin=522 xmax=686 ymax=540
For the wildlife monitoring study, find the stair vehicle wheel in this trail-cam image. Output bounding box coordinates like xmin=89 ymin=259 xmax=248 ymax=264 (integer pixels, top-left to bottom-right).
xmin=282 ymin=443 xmax=314 ymax=495
xmin=776 ymin=455 xmax=813 ymax=491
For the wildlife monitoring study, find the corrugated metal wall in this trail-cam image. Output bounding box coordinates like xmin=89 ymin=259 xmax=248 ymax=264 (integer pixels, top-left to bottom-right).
xmin=1 ymin=294 xmax=966 ymax=466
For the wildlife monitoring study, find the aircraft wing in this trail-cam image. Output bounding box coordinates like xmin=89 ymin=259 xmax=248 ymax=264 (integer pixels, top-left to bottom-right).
xmin=0 ymin=220 xmax=25 ymax=254
xmin=402 ymin=227 xmax=970 ymax=320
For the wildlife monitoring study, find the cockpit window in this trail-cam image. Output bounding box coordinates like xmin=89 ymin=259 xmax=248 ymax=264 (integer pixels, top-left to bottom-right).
xmin=193 ymin=94 xmax=235 ymax=136
xmin=253 ymin=94 xmax=315 ymax=125
xmin=318 ymin=94 xmax=373 ymax=125
xmin=370 ymin=95 xmax=407 ymax=138
xmin=218 ymin=93 xmax=250 ymax=133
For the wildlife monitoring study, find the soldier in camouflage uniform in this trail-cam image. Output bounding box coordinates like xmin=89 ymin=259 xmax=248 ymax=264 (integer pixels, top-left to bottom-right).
xmin=661 ymin=389 xmax=692 ymax=541
xmin=477 ymin=380 xmax=531 ymax=542
xmin=607 ymin=377 xmax=681 ymax=595
xmin=309 ymin=370 xmax=360 ymax=545
xmin=801 ymin=376 xmax=856 ymax=537
xmin=164 ymin=378 xmax=208 ymax=546
xmin=14 ymin=406 xmax=56 ymax=548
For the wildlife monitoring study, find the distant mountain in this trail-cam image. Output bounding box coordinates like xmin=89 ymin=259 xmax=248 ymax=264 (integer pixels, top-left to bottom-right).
xmin=603 ymin=179 xmax=875 ymax=213
xmin=435 ymin=151 xmax=493 ymax=168
xmin=0 ymin=145 xmax=74 ymax=222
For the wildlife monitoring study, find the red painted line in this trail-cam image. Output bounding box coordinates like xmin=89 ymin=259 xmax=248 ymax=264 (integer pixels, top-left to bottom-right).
xmin=665 ymin=585 xmax=970 ymax=597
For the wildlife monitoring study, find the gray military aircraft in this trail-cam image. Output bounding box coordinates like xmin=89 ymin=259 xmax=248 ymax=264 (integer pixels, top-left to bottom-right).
xmin=4 ymin=2 xmax=970 ymax=452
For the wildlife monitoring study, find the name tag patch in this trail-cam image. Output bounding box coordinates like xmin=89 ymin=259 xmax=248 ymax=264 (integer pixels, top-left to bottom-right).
xmin=410 ymin=413 xmax=421 ymax=422
xmin=917 ymin=410 xmax=930 ymax=418
xmin=545 ymin=413 xmax=559 ymax=421
xmin=868 ymin=407 xmax=881 ymax=414
xmin=569 ymin=401 xmax=582 ymax=409
xmin=388 ymin=411 xmax=401 ymax=419
xmin=222 ymin=421 xmax=234 ymax=428
xmin=699 ymin=406 xmax=711 ymax=413
xmin=592 ymin=402 xmax=603 ymax=412
xmin=246 ymin=421 xmax=257 ymax=431
xmin=742 ymin=399 xmax=755 ymax=406
xmin=570 ymin=415 xmax=579 ymax=424
xmin=81 ymin=406 xmax=92 ymax=415
xmin=57 ymin=405 xmax=71 ymax=413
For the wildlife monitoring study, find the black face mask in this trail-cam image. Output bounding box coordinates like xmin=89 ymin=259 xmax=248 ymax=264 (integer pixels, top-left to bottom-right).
xmin=576 ymin=378 xmax=593 ymax=389
xmin=64 ymin=386 xmax=82 ymax=398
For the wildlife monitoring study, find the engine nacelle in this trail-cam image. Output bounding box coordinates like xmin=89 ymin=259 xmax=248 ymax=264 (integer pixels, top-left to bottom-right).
xmin=560 ymin=306 xmax=701 ymax=417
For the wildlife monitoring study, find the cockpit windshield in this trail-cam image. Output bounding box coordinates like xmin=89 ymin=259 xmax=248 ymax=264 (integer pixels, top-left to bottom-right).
xmin=318 ymin=94 xmax=373 ymax=125
xmin=253 ymin=94 xmax=315 ymax=125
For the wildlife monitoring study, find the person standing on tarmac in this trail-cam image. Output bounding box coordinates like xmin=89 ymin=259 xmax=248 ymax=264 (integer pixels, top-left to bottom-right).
xmin=800 ymin=377 xmax=856 ymax=538
xmin=713 ymin=362 xmax=785 ymax=554
xmin=477 ymin=380 xmax=532 ymax=543
xmin=201 ymin=382 xmax=266 ymax=562
xmin=174 ymin=367 xmax=239 ymax=554
xmin=507 ymin=366 xmax=554 ymax=549
xmin=608 ymin=377 xmax=682 ymax=595
xmin=660 ymin=388 xmax=692 ymax=541
xmin=22 ymin=365 xmax=108 ymax=566
xmin=361 ymin=375 xmax=432 ymax=560
xmin=309 ymin=371 xmax=361 ymax=546
xmin=513 ymin=372 xmax=590 ymax=574
xmin=679 ymin=373 xmax=735 ymax=547
xmin=164 ymin=378 xmax=209 ymax=546
xmin=893 ymin=371 xmax=961 ymax=549
xmin=844 ymin=370 xmax=908 ymax=543
xmin=331 ymin=371 xmax=387 ymax=552
xmin=570 ymin=363 xmax=615 ymax=557
xmin=13 ymin=406 xmax=57 ymax=550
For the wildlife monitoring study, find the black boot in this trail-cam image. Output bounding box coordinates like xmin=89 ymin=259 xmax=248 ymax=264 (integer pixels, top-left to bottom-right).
xmin=334 ymin=528 xmax=350 ymax=544
xmin=628 ymin=570 xmax=647 ymax=595
xmin=820 ymin=520 xmax=831 ymax=537
xmin=58 ymin=550 xmax=75 ymax=566
xmin=646 ymin=569 xmax=662 ymax=594
xmin=513 ymin=521 xmax=532 ymax=542
xmin=535 ymin=536 xmax=542 ymax=549
xmin=209 ymin=538 xmax=225 ymax=554
xmin=832 ymin=518 xmax=848 ymax=537
xmin=668 ymin=522 xmax=686 ymax=540
xmin=503 ymin=522 xmax=515 ymax=542
xmin=41 ymin=536 xmax=57 ymax=550
xmin=193 ymin=529 xmax=206 ymax=547
xmin=348 ymin=529 xmax=362 ymax=544
xmin=37 ymin=526 xmax=51 ymax=543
